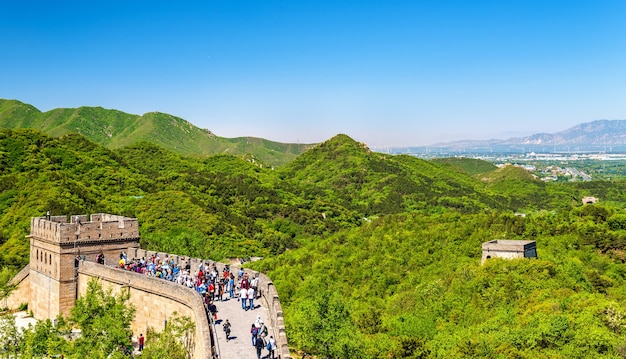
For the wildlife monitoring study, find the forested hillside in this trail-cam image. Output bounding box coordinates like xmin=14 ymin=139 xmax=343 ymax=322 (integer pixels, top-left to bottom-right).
xmin=252 ymin=208 xmax=626 ymax=358
xmin=0 ymin=99 xmax=312 ymax=166
xmin=3 ymin=128 xmax=626 ymax=357
xmin=0 ymin=129 xmax=355 ymax=266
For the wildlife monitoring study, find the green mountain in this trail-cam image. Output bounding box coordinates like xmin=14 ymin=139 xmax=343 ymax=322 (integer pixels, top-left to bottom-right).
xmin=0 ymin=99 xmax=312 ymax=167
xmin=278 ymin=134 xmax=544 ymax=215
xmin=5 ymin=128 xmax=626 ymax=358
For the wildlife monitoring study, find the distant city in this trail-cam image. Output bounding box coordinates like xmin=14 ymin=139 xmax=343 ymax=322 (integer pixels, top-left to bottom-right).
xmin=371 ymin=144 xmax=626 ymax=182
xmin=376 ymin=144 xmax=626 ymax=159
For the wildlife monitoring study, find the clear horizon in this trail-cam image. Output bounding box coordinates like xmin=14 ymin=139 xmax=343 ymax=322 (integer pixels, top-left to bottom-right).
xmin=2 ymin=1 xmax=626 ymax=147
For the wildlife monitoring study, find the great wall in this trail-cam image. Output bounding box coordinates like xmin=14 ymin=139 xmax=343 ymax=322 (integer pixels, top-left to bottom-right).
xmin=4 ymin=213 xmax=292 ymax=359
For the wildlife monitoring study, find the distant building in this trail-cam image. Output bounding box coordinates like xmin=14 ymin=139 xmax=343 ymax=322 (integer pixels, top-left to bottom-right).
xmin=582 ymin=196 xmax=598 ymax=205
xmin=481 ymin=239 xmax=537 ymax=264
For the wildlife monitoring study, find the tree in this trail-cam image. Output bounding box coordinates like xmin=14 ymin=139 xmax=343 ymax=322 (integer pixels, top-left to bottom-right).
xmin=0 ymin=314 xmax=22 ymax=358
xmin=141 ymin=313 xmax=195 ymax=359
xmin=68 ymin=279 xmax=135 ymax=358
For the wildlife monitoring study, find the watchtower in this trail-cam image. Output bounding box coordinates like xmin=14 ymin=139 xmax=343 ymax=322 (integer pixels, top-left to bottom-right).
xmin=27 ymin=213 xmax=140 ymax=320
xmin=481 ymin=239 xmax=537 ymax=264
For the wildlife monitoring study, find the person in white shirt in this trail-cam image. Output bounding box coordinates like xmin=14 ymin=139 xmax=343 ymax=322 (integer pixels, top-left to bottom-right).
xmin=240 ymin=287 xmax=248 ymax=310
xmin=247 ymin=287 xmax=255 ymax=310
xmin=267 ymin=336 xmax=277 ymax=359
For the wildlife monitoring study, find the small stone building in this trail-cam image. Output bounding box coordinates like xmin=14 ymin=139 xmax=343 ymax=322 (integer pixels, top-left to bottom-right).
xmin=481 ymin=239 xmax=537 ymax=264
xmin=582 ymin=196 xmax=598 ymax=205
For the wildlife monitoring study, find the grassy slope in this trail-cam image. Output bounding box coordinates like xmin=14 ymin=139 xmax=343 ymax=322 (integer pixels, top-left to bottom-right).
xmin=0 ymin=99 xmax=313 ymax=167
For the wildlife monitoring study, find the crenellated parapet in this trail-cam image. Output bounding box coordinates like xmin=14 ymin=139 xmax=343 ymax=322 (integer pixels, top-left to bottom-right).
xmin=30 ymin=213 xmax=139 ymax=244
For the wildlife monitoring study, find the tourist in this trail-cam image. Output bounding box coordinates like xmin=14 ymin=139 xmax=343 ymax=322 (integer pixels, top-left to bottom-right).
xmin=229 ymin=274 xmax=235 ymax=298
xmin=254 ymin=315 xmax=263 ymax=329
xmin=251 ymin=275 xmax=259 ymax=297
xmin=258 ymin=320 xmax=268 ymax=340
xmin=223 ymin=319 xmax=231 ymax=342
xmin=247 ymin=286 xmax=255 ymax=310
xmin=267 ymin=335 xmax=277 ymax=359
xmin=138 ymin=333 xmax=144 ymax=351
xmin=240 ymin=287 xmax=248 ymax=310
xmin=254 ymin=334 xmax=265 ymax=359
xmin=250 ymin=324 xmax=258 ymax=346
xmin=241 ymin=273 xmax=250 ymax=289
xmin=208 ymin=301 xmax=218 ymax=321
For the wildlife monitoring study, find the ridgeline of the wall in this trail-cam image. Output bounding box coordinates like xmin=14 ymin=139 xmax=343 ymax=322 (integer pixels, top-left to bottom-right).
xmin=4 ymin=245 xmax=292 ymax=358
xmin=127 ymin=248 xmax=292 ymax=359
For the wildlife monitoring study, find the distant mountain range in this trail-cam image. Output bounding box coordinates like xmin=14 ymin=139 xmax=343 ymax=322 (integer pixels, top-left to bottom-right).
xmin=0 ymin=99 xmax=313 ymax=166
xmin=5 ymin=98 xmax=626 ymax=160
xmin=394 ymin=120 xmax=626 ymax=155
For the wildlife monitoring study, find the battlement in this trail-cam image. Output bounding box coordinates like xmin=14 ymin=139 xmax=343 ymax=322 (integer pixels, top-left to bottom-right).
xmin=30 ymin=213 xmax=139 ymax=243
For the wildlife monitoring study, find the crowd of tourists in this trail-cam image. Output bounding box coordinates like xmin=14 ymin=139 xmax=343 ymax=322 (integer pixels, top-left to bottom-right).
xmin=251 ymin=316 xmax=277 ymax=359
xmin=95 ymin=251 xmax=273 ymax=356
xmin=102 ymin=251 xmax=261 ymax=307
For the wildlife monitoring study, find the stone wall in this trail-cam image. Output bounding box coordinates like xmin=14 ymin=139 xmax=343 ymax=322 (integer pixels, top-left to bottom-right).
xmin=29 ymin=214 xmax=139 ymax=244
xmin=127 ymin=249 xmax=293 ymax=359
xmin=2 ymin=264 xmax=30 ymax=310
xmin=6 ymin=210 xmax=293 ymax=359
xmin=28 ymin=213 xmax=141 ymax=321
xmin=78 ymin=261 xmax=215 ymax=359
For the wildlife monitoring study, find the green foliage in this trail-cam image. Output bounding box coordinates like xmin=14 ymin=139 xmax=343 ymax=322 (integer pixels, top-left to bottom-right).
xmin=0 ymin=314 xmax=22 ymax=357
xmin=141 ymin=314 xmax=195 ymax=359
xmin=14 ymin=280 xmax=194 ymax=358
xmin=0 ymin=99 xmax=312 ymax=167
xmin=252 ymin=208 xmax=626 ymax=358
xmin=433 ymin=157 xmax=498 ymax=176
xmin=6 ymin=125 xmax=626 ymax=357
xmin=68 ymin=279 xmax=135 ymax=358
xmin=0 ymin=267 xmax=17 ymax=300
xmin=277 ymin=135 xmax=507 ymax=216
xmin=20 ymin=318 xmax=70 ymax=358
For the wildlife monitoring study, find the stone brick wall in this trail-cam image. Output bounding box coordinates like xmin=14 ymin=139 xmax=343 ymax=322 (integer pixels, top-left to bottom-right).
xmin=2 ymin=264 xmax=30 ymax=310
xmin=28 ymin=214 xmax=141 ymax=321
xmin=127 ymin=249 xmax=293 ymax=359
xmin=30 ymin=214 xmax=139 ymax=244
xmin=78 ymin=261 xmax=215 ymax=359
xmin=7 ymin=213 xmax=293 ymax=359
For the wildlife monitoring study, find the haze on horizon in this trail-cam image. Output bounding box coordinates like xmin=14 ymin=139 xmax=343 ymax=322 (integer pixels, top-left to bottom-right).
xmin=1 ymin=1 xmax=626 ymax=147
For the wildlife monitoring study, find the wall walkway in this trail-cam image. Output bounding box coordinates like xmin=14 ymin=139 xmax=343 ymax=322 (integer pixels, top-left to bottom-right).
xmin=78 ymin=260 xmax=216 ymax=359
xmin=126 ymin=249 xmax=292 ymax=359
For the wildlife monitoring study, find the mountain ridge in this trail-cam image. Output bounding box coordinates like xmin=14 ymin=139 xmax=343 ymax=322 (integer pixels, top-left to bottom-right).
xmin=0 ymin=99 xmax=313 ymax=166
xmin=428 ymin=119 xmax=626 ymax=149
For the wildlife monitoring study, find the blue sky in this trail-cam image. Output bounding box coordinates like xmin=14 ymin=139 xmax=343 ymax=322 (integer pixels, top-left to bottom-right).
xmin=2 ymin=1 xmax=626 ymax=147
